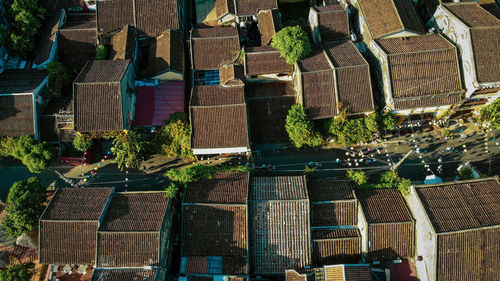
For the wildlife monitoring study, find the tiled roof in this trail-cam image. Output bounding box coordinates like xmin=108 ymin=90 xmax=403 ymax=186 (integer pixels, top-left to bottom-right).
xmin=312 ymin=229 xmax=361 ymax=265
xmin=191 ymin=27 xmax=240 ymax=70
xmin=191 ymin=105 xmax=249 ymax=149
xmin=219 ymin=64 xmax=245 ymax=86
xmin=377 ymin=34 xmax=462 ymax=99
xmin=313 ymin=5 xmax=350 ymax=42
xmin=39 ymin=221 xmax=98 ymax=264
xmin=323 ymin=41 xmax=367 ymax=67
xmin=185 ymin=172 xmax=249 ymax=204
xmin=99 ymin=192 xmax=170 ymax=232
xmin=356 ymin=189 xmax=413 ymax=224
xmin=367 ymin=222 xmax=414 ymax=261
xmin=58 ymin=15 xmax=97 ymax=72
xmin=251 ymin=175 xmax=308 ymax=200
xmin=97 ymin=232 xmax=160 ymax=267
xmin=0 ymin=95 xmax=34 ymax=138
xmin=183 ymin=256 xmax=248 ymax=275
xmin=286 ymin=270 xmax=308 ymax=281
xmin=182 ymin=204 xmax=248 ymax=258
xmin=35 ymin=13 xmax=62 ymax=65
xmin=393 ymin=94 xmax=462 ymax=110
xmin=0 ymin=69 xmax=47 ymax=94
xmin=191 ymin=85 xmax=245 ymax=106
xmin=311 ymin=202 xmax=357 ymax=227
xmin=444 ymin=2 xmax=500 ymax=27
xmin=109 ymin=25 xmax=137 ymax=60
xmin=470 ymin=27 xmax=500 ymax=82
xmin=298 ymin=48 xmax=331 ymax=72
xmin=97 ymin=0 xmax=180 ymax=37
xmin=258 ymin=9 xmax=281 ymax=45
xmin=323 ymin=265 xmax=372 ymax=281
xmin=91 ymin=269 xmax=157 ymax=281
xmin=75 ymin=60 xmax=131 ymax=83
xmin=41 ymin=188 xmax=113 ymax=221
xmin=245 ymin=46 xmax=292 ymax=75
xmin=308 ymin=179 xmax=356 ymax=202
xmin=415 ymin=179 xmax=500 ymax=233
xmin=301 ymin=70 xmax=336 ymax=119
xmin=143 ymin=30 xmax=184 ymax=77
xmin=216 ymin=0 xmax=235 ymax=18
xmin=63 ymin=13 xmax=97 ymax=29
xmin=235 ymin=0 xmax=278 ymax=15
xmin=312 ymin=228 xmax=360 ymax=240
xmin=358 ymin=0 xmax=423 ymax=39
xmin=251 ymin=200 xmax=311 ymax=274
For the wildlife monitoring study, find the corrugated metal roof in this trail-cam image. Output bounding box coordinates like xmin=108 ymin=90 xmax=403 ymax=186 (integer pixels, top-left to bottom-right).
xmin=133 ymin=83 xmax=185 ymax=126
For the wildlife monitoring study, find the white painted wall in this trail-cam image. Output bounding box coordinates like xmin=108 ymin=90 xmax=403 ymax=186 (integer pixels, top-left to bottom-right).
xmin=357 ymin=202 xmax=369 ymax=257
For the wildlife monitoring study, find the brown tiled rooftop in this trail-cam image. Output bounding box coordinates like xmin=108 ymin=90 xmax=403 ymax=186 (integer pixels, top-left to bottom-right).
xmin=143 ymin=29 xmax=184 ymax=77
xmin=191 ymin=27 xmax=240 ymax=70
xmin=216 ymin=0 xmax=235 ymax=19
xmin=312 ymin=228 xmax=360 ymax=240
xmin=97 ymin=232 xmax=160 ymax=267
xmin=219 ymin=64 xmax=245 ymax=86
xmin=286 ymin=270 xmax=308 ymax=281
xmin=35 ymin=13 xmax=62 ymax=65
xmin=415 ymin=179 xmax=500 ymax=233
xmin=41 ymin=188 xmax=113 ymax=221
xmin=58 ymin=20 xmax=97 ymax=72
xmin=0 ymin=95 xmax=34 ymax=137
xmin=308 ymin=179 xmax=356 ymax=202
xmin=312 ymin=202 xmax=357 ymax=227
xmin=235 ymin=0 xmax=278 ymax=15
xmin=358 ymin=0 xmax=423 ymax=39
xmin=109 ymin=25 xmax=137 ymax=60
xmin=97 ymin=0 xmax=134 ymax=34
xmin=298 ymin=47 xmax=332 ymax=72
xmin=313 ymin=5 xmax=350 ymax=42
xmin=470 ymin=27 xmax=500 ymax=82
xmin=191 ymin=105 xmax=249 ymax=149
xmin=191 ymin=85 xmax=245 ymax=106
xmin=258 ymin=9 xmax=281 ymax=45
xmin=185 ymin=172 xmax=249 ymax=204
xmin=63 ymin=13 xmax=97 ymax=29
xmin=251 ymin=175 xmax=308 ymax=200
xmin=0 ymin=69 xmax=47 ymax=94
xmin=393 ymin=94 xmax=462 ymax=110
xmin=444 ymin=2 xmax=500 ymax=27
xmin=75 ymin=60 xmax=131 ymax=83
xmin=301 ymin=70 xmax=336 ymax=119
xmin=377 ymin=34 xmax=462 ymax=99
xmin=312 ymin=228 xmax=361 ymax=265
xmin=91 ymin=269 xmax=157 ymax=281
xmin=356 ymin=189 xmax=413 ymax=224
xmin=183 ymin=204 xmax=248 ymax=257
xmin=99 ymin=192 xmax=170 ymax=232
xmin=245 ymin=46 xmax=292 ymax=75
xmin=324 ymin=41 xmax=367 ymax=68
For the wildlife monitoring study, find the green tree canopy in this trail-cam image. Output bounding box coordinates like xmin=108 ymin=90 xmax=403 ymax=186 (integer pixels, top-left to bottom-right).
xmin=47 ymin=62 xmax=73 ymax=95
xmin=285 ymin=105 xmax=323 ymax=148
xmin=112 ymin=128 xmax=151 ymax=170
xmin=346 ymin=170 xmax=368 ymax=186
xmin=0 ymin=135 xmax=54 ymax=173
xmin=480 ymin=98 xmax=500 ymax=129
xmin=0 ymin=263 xmax=35 ymax=281
xmin=73 ymin=133 xmax=93 ymax=152
xmin=271 ymin=26 xmax=312 ymax=64
xmin=2 ymin=177 xmax=47 ymax=237
xmin=154 ymin=112 xmax=192 ymax=158
xmin=96 ymin=45 xmax=108 ymax=60
xmin=347 ymin=170 xmax=412 ymax=194
xmin=0 ymin=0 xmax=45 ymax=57
xmin=325 ymin=111 xmax=378 ymax=145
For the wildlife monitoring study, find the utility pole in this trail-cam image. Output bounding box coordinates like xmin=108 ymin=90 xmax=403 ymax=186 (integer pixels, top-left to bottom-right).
xmin=391 ymin=149 xmax=414 ymax=171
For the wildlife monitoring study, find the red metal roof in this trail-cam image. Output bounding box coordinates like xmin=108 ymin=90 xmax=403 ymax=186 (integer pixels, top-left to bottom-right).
xmin=134 ymin=82 xmax=185 ymax=126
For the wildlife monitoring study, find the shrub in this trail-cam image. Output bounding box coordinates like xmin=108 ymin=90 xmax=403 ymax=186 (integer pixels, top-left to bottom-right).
xmin=47 ymin=62 xmax=72 ymax=95
xmin=0 ymin=136 xmax=54 ymax=173
xmin=380 ymin=111 xmax=396 ymax=132
xmin=96 ymin=45 xmax=108 ymax=60
xmin=480 ymin=98 xmax=500 ymax=129
xmin=458 ymin=166 xmax=474 ymax=180
xmin=2 ymin=177 xmax=47 ymax=237
xmin=325 ymin=111 xmax=377 ymax=145
xmin=347 ymin=170 xmax=412 ymax=194
xmin=0 ymin=263 xmax=35 ymax=281
xmin=346 ymin=170 xmax=368 ymax=186
xmin=154 ymin=112 xmax=192 ymax=158
xmin=271 ymin=26 xmax=312 ymax=64
xmin=165 ymin=183 xmax=179 ymax=198
xmin=73 ymin=133 xmax=93 ymax=152
xmin=112 ymin=128 xmax=151 ymax=170
xmin=285 ymin=105 xmax=323 ymax=148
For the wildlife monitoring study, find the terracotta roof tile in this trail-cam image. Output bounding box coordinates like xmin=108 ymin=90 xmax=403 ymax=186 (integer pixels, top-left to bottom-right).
xmin=109 ymin=25 xmax=137 ymax=60
xmin=41 ymin=188 xmax=113 ymax=221
xmin=235 ymin=0 xmax=278 ymax=15
xmin=358 ymin=0 xmax=423 ymax=39
xmin=251 ymin=200 xmax=311 ymax=274
xmin=286 ymin=270 xmax=307 ymax=281
xmin=39 ymin=221 xmax=98 ymax=264
xmin=415 ymin=179 xmax=500 ymax=233
xmin=191 ymin=105 xmax=249 ymax=149
xmin=97 ymin=0 xmax=135 ymax=34
xmin=298 ymin=48 xmax=331 ymax=72
xmin=367 ymin=222 xmax=414 ymax=261
xmin=377 ymin=34 xmax=462 ymax=99
xmin=323 ymin=41 xmax=367 ymax=67
xmin=75 ymin=60 xmax=131 ymax=83
xmin=313 ymin=5 xmax=350 ymax=42
xmin=444 ymin=2 xmax=500 ymax=27
xmin=143 ymin=30 xmax=184 ymax=77
xmin=308 ymin=179 xmax=356 ymax=201
xmin=251 ymin=175 xmax=308 ymax=200
xmin=0 ymin=69 xmax=47 ymax=94
xmin=356 ymin=189 xmax=413 ymax=224
xmin=312 ymin=228 xmax=360 ymax=240
xmin=245 ymin=46 xmax=292 ymax=75
xmin=219 ymin=64 xmax=245 ymax=86
xmin=97 ymin=232 xmax=160 ymax=267
xmin=182 ymin=205 xmax=248 ymax=257
xmin=258 ymin=9 xmax=281 ymax=45
xmin=191 ymin=85 xmax=245 ymax=106
xmin=58 ymin=28 xmax=97 ymax=72
xmin=185 ymin=172 xmax=249 ymax=204
xmin=312 ymin=202 xmax=357 ymax=227
xmin=393 ymin=94 xmax=462 ymax=110
xmin=99 ymin=192 xmax=170 ymax=232
xmin=191 ymin=27 xmax=240 ymax=70
xmin=301 ymin=70 xmax=337 ymax=119
xmin=0 ymin=95 xmax=34 ymax=138
xmin=312 ymin=229 xmax=361 ymax=265
xmin=216 ymin=0 xmax=235 ymax=18
xmin=63 ymin=13 xmax=97 ymax=29
xmin=470 ymin=27 xmax=500 ymax=82
xmin=91 ymin=269 xmax=157 ymax=281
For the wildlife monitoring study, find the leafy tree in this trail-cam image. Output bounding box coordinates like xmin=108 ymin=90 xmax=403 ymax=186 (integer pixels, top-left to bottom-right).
xmin=2 ymin=178 xmax=47 ymax=237
xmin=0 ymin=136 xmax=54 ymax=173
xmin=0 ymin=0 xmax=45 ymax=57
xmin=73 ymin=133 xmax=93 ymax=152
xmin=325 ymin=111 xmax=377 ymax=145
xmin=480 ymin=98 xmax=500 ymax=129
xmin=96 ymin=45 xmax=108 ymax=60
xmin=47 ymin=62 xmax=73 ymax=95
xmin=112 ymin=128 xmax=151 ymax=170
xmin=346 ymin=170 xmax=368 ymax=186
xmin=154 ymin=112 xmax=192 ymax=158
xmin=458 ymin=166 xmax=474 ymax=180
xmin=378 ymin=170 xmax=400 ymax=188
xmin=0 ymin=263 xmax=35 ymax=281
xmin=271 ymin=26 xmax=312 ymax=64
xmin=285 ymin=105 xmax=323 ymax=148
xmin=165 ymin=183 xmax=179 ymax=199
xmin=396 ymin=177 xmax=412 ymax=195
xmin=380 ymin=111 xmax=396 ymax=132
